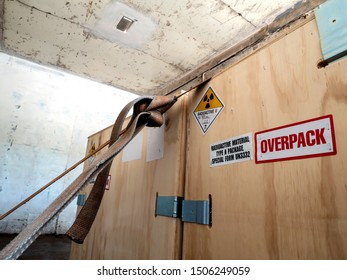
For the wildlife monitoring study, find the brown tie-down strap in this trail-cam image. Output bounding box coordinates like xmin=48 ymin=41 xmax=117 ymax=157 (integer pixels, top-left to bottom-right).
xmin=66 ymin=95 xmax=176 ymax=244
xmin=0 ymin=95 xmax=176 ymax=260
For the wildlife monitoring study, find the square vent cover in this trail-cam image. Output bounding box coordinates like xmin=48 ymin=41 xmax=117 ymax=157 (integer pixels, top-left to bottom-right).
xmin=85 ymin=2 xmax=157 ymax=49
xmin=116 ymin=16 xmax=135 ymax=32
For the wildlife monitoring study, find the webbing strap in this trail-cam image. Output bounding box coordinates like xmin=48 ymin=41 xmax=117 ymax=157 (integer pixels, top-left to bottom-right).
xmin=0 ymin=95 xmax=176 ymax=260
xmin=66 ymin=95 xmax=176 ymax=244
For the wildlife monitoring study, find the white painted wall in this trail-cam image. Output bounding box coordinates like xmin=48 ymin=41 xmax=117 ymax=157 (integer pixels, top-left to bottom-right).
xmin=0 ymin=52 xmax=138 ymax=234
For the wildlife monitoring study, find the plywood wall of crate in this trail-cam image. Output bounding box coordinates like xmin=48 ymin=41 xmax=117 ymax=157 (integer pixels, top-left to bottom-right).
xmin=71 ymin=17 xmax=347 ymax=260
xmin=182 ymin=18 xmax=347 ymax=259
xmin=70 ymin=97 xmax=187 ymax=259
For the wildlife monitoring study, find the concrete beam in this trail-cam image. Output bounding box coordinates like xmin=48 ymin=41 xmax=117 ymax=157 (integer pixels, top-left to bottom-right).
xmin=157 ymin=0 xmax=327 ymax=97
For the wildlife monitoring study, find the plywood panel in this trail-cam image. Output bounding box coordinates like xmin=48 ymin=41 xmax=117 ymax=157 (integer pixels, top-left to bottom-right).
xmin=70 ymin=97 xmax=186 ymax=259
xmin=69 ymin=125 xmax=112 ymax=260
xmin=183 ymin=19 xmax=347 ymax=259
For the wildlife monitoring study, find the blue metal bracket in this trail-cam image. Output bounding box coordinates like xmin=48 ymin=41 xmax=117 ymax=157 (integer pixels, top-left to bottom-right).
xmin=155 ymin=195 xmax=183 ymax=218
xmin=182 ymin=200 xmax=210 ymax=225
xmin=155 ymin=195 xmax=211 ymax=225
xmin=77 ymin=194 xmax=86 ymax=206
xmin=315 ymin=0 xmax=347 ymax=67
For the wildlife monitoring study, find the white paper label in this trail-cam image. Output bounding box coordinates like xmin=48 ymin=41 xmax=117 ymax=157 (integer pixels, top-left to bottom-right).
xmin=210 ymin=133 xmax=253 ymax=167
xmin=122 ymin=131 xmax=143 ymax=162
xmin=146 ymin=122 xmax=165 ymax=162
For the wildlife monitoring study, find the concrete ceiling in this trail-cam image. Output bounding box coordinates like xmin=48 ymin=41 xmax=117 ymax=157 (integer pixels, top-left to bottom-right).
xmin=0 ymin=0 xmax=325 ymax=95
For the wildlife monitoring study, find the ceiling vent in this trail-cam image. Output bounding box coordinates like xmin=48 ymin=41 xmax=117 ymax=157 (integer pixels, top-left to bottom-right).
xmin=85 ymin=1 xmax=157 ymax=49
xmin=116 ymin=16 xmax=135 ymax=32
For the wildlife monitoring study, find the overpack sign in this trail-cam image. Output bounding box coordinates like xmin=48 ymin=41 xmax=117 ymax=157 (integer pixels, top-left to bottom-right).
xmin=193 ymin=86 xmax=224 ymax=134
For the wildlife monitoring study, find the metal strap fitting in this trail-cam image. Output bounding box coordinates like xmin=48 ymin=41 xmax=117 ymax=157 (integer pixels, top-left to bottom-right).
xmin=155 ymin=195 xmax=211 ymax=225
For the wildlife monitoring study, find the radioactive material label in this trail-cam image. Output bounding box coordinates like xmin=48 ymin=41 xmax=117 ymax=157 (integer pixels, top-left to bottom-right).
xmin=210 ymin=133 xmax=253 ymax=167
xmin=193 ymin=86 xmax=224 ymax=134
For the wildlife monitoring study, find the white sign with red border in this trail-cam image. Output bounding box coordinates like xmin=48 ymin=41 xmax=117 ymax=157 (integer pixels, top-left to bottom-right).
xmin=255 ymin=115 xmax=337 ymax=164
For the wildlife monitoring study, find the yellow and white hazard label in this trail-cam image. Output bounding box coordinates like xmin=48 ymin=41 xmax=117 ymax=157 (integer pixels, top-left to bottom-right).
xmin=193 ymin=86 xmax=224 ymax=134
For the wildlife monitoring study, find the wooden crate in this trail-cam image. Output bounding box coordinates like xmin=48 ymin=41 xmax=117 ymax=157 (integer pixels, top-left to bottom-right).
xmin=183 ymin=18 xmax=347 ymax=259
xmin=71 ymin=18 xmax=347 ymax=260
xmin=70 ymin=97 xmax=187 ymax=259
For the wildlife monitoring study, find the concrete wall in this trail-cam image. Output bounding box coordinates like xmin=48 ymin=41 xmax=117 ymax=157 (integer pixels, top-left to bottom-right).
xmin=0 ymin=52 xmax=138 ymax=234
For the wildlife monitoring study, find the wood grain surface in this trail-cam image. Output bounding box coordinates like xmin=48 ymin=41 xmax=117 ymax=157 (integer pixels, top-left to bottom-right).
xmin=71 ymin=18 xmax=347 ymax=260
xmin=70 ymin=97 xmax=187 ymax=259
xmin=183 ymin=18 xmax=347 ymax=260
